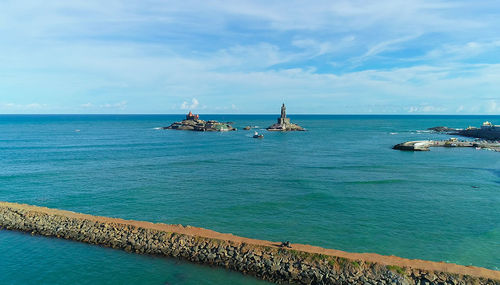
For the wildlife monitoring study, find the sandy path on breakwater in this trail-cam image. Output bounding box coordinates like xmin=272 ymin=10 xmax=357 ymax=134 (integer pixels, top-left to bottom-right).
xmin=1 ymin=201 xmax=498 ymax=281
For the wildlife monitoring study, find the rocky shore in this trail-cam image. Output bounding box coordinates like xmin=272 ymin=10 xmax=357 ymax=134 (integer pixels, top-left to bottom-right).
xmin=428 ymin=122 xmax=500 ymax=140
xmin=1 ymin=201 xmax=499 ymax=285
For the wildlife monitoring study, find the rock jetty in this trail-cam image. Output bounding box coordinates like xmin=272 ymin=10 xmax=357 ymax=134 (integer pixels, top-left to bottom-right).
xmin=267 ymin=103 xmax=305 ymax=131
xmin=1 ymin=201 xmax=499 ymax=285
xmin=164 ymin=111 xmax=236 ymax=131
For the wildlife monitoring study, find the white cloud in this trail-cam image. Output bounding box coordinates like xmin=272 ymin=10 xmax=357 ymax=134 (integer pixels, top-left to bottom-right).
xmin=355 ymin=34 xmax=422 ymax=63
xmin=211 ymin=43 xmax=290 ymax=70
xmin=291 ymin=36 xmax=356 ymax=58
xmin=1 ymin=103 xmax=48 ymax=110
xmin=100 ymin=101 xmax=127 ymax=110
xmin=408 ymin=105 xmax=447 ymax=113
xmin=203 ymin=0 xmax=481 ymax=33
xmin=421 ymin=40 xmax=500 ymax=62
xmin=485 ymin=100 xmax=500 ymax=113
xmin=180 ymin=98 xmax=199 ymax=110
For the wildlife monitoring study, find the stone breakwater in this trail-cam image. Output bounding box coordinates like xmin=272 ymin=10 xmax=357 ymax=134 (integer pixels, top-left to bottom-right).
xmin=0 ymin=202 xmax=499 ymax=285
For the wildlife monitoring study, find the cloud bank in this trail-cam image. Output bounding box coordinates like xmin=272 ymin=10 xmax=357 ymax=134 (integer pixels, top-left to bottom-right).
xmin=0 ymin=0 xmax=499 ymax=114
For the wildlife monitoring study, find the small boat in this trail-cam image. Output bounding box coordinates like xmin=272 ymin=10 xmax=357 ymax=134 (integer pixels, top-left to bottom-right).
xmin=253 ymin=131 xmax=264 ymax=139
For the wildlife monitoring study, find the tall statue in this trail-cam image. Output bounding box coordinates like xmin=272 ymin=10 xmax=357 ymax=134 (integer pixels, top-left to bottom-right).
xmin=281 ymin=103 xmax=286 ymax=118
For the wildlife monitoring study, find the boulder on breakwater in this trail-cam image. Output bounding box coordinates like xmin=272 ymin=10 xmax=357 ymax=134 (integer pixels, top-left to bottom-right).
xmin=0 ymin=201 xmax=498 ymax=285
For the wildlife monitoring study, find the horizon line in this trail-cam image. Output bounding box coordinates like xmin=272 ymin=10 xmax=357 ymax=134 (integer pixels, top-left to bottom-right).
xmin=1 ymin=113 xmax=500 ymax=116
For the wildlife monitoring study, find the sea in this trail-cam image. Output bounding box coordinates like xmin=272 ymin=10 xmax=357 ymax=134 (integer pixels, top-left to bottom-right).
xmin=0 ymin=115 xmax=499 ymax=284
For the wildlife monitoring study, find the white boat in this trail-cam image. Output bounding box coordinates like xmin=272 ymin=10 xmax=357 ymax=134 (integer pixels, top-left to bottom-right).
xmin=253 ymin=131 xmax=264 ymax=139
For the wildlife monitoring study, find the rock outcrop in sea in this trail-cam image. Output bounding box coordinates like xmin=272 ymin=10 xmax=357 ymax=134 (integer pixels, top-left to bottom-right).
xmin=427 ymin=126 xmax=458 ymax=133
xmin=163 ymin=111 xmax=236 ymax=132
xmin=428 ymin=121 xmax=500 ymax=140
xmin=453 ymin=121 xmax=500 ymax=140
xmin=266 ymin=103 xmax=305 ymax=131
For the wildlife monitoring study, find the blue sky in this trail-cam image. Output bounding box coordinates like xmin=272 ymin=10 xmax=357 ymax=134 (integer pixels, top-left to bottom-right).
xmin=1 ymin=0 xmax=500 ymax=114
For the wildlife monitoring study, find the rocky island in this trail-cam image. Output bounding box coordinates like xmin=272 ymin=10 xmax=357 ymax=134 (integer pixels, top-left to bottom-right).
xmin=266 ymin=103 xmax=305 ymax=131
xmin=163 ymin=111 xmax=236 ymax=132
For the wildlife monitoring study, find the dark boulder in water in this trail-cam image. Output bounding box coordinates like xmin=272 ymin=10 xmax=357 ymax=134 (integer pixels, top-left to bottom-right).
xmin=427 ymin=126 xmax=457 ymax=133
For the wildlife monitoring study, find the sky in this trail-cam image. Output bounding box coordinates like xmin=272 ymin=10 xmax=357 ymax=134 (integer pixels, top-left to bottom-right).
xmin=1 ymin=0 xmax=500 ymax=114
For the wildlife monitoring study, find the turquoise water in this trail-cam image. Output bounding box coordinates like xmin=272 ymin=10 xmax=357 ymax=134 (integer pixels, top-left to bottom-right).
xmin=0 ymin=115 xmax=499 ymax=284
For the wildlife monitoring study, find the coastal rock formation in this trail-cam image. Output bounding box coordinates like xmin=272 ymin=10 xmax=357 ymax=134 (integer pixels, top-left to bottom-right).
xmin=1 ymin=201 xmax=499 ymax=285
xmin=427 ymin=126 xmax=458 ymax=133
xmin=452 ymin=121 xmax=500 ymax=140
xmin=163 ymin=111 xmax=236 ymax=132
xmin=267 ymin=104 xmax=305 ymax=131
xmin=428 ymin=122 xmax=500 ymax=140
xmin=393 ymin=141 xmax=432 ymax=151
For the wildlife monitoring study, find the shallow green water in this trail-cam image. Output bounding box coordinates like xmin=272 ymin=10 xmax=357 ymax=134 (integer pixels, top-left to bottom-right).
xmin=0 ymin=115 xmax=499 ymax=284
xmin=0 ymin=230 xmax=269 ymax=285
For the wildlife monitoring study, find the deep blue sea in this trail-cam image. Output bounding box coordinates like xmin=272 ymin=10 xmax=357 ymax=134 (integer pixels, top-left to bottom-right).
xmin=0 ymin=115 xmax=499 ymax=284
